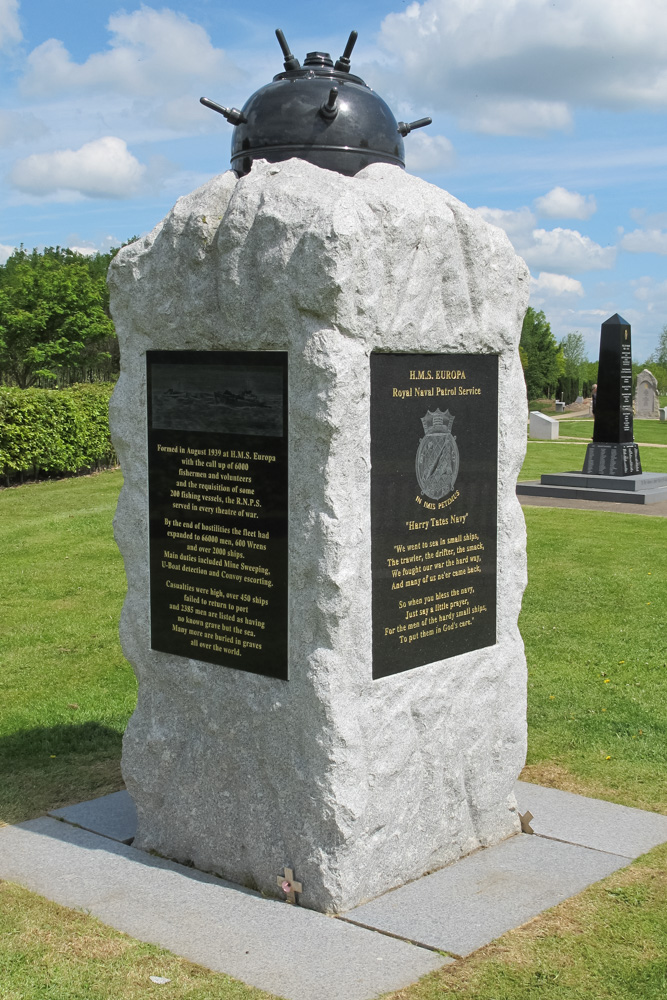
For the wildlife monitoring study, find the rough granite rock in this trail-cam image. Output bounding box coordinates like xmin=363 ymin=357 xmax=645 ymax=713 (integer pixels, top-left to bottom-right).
xmin=108 ymin=158 xmax=530 ymax=914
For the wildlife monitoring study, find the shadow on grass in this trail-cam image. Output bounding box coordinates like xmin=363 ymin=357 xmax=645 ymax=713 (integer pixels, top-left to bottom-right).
xmin=0 ymin=722 xmax=125 ymax=826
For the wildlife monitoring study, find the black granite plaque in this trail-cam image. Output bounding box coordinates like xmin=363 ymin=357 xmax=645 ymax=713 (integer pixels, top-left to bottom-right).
xmin=147 ymin=350 xmax=288 ymax=679
xmin=371 ymin=353 xmax=498 ymax=679
xmin=585 ymin=314 xmax=641 ymax=476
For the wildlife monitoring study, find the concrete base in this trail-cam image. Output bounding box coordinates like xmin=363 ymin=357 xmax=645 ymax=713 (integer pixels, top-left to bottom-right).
xmin=3 ymin=783 xmax=667 ymax=998
xmin=347 ymin=834 xmax=628 ymax=957
xmin=0 ymin=817 xmax=448 ymax=1000
xmin=517 ymin=471 xmax=667 ymax=505
xmin=49 ymin=790 xmax=137 ymax=844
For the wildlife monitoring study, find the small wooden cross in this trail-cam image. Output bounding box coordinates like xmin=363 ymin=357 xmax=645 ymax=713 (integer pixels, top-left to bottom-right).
xmin=277 ymin=866 xmax=302 ymax=904
xmin=519 ymin=810 xmax=534 ymax=834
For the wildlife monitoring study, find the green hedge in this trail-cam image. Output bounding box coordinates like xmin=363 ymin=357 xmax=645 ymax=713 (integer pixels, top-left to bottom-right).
xmin=0 ymin=383 xmax=116 ymax=483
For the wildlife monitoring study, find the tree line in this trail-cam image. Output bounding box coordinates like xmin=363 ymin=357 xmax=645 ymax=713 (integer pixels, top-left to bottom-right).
xmin=2 ymin=246 xmax=667 ymax=398
xmin=0 ymin=243 xmax=136 ymax=389
xmin=520 ymin=307 xmax=667 ymax=404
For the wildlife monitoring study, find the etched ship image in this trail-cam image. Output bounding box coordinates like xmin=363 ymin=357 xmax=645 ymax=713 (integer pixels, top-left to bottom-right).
xmin=152 ymin=364 xmax=283 ymax=437
xmin=213 ymin=388 xmax=268 ymax=408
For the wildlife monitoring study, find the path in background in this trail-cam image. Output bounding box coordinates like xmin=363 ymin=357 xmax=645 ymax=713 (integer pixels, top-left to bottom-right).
xmin=518 ymin=495 xmax=667 ymax=516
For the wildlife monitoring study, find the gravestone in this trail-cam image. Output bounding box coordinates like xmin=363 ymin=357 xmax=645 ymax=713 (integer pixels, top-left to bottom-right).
xmin=661 ymin=407 xmax=667 ymax=422
xmin=635 ymin=369 xmax=659 ymax=419
xmin=108 ymin=159 xmax=530 ymax=914
xmin=529 ymin=411 xmax=558 ymax=440
xmin=584 ymin=314 xmax=641 ymax=476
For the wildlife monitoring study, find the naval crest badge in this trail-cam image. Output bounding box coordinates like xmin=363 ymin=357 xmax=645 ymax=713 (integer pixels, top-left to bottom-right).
xmin=415 ymin=408 xmax=459 ymax=500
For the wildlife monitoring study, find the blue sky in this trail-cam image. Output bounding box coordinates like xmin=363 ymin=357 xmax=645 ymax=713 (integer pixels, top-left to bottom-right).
xmin=1 ymin=0 xmax=666 ymax=361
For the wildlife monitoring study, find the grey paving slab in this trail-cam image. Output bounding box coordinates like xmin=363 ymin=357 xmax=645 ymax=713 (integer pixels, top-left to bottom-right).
xmin=49 ymin=790 xmax=137 ymax=844
xmin=518 ymin=493 xmax=667 ymax=516
xmin=542 ymin=472 xmax=667 ymax=492
xmin=0 ymin=818 xmax=449 ymax=1000
xmin=515 ymin=781 xmax=667 ymax=858
xmin=345 ymin=833 xmax=629 ymax=957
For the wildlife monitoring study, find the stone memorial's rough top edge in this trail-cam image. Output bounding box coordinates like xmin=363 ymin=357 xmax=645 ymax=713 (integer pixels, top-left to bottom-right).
xmin=108 ymin=158 xmax=530 ymax=356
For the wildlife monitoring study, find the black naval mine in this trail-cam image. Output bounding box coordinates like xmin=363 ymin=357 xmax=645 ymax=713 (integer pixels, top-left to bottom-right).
xmin=201 ymin=29 xmax=432 ymax=177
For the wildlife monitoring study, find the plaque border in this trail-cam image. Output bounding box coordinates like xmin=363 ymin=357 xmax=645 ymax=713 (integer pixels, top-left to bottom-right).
xmin=370 ymin=351 xmax=498 ymax=680
xmin=146 ymin=348 xmax=289 ymax=680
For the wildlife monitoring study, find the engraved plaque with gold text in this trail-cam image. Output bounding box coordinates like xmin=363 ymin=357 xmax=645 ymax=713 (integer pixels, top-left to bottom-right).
xmin=147 ymin=350 xmax=288 ymax=679
xmin=371 ymin=353 xmax=498 ymax=679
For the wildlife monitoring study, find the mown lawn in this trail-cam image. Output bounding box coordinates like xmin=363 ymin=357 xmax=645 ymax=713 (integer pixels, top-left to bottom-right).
xmin=0 ymin=471 xmax=666 ymax=1000
xmin=556 ymin=418 xmax=667 ymax=445
xmin=520 ymin=506 xmax=667 ymax=812
xmin=0 ymin=469 xmax=133 ymax=824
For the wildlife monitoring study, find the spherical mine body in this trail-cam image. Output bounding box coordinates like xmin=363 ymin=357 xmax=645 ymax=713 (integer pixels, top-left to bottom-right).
xmin=231 ymin=53 xmax=405 ymax=177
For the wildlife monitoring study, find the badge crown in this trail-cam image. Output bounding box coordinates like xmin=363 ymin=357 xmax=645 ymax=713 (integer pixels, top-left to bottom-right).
xmin=421 ymin=408 xmax=455 ymax=435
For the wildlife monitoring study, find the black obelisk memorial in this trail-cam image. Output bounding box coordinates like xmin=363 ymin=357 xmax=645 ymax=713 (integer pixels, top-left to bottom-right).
xmin=583 ymin=313 xmax=641 ymax=476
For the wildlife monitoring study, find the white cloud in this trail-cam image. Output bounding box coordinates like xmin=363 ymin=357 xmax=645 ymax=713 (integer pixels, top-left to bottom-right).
xmin=0 ymin=242 xmax=15 ymax=264
xmin=531 ymin=272 xmax=585 ymax=297
xmin=404 ymin=132 xmax=455 ymax=172
xmin=462 ymin=100 xmax=572 ymax=136
xmin=0 ymin=0 xmax=21 ymax=49
xmin=631 ymin=278 xmax=667 ymax=327
xmin=378 ymin=0 xmax=667 ymax=134
xmin=629 ymin=208 xmax=667 ymax=228
xmin=0 ymin=111 xmax=48 ymax=147
xmin=476 ymin=206 xmax=614 ymax=272
xmin=520 ymin=228 xmax=616 ymax=272
xmin=9 ymin=136 xmax=147 ymax=199
xmin=65 ymin=234 xmax=123 ymax=256
xmin=158 ymin=96 xmax=215 ymax=132
xmin=476 ymin=206 xmax=537 ymax=241
xmin=534 ymin=187 xmax=597 ymax=220
xmin=620 ymin=229 xmax=667 ymax=255
xmin=21 ymin=6 xmax=238 ymax=98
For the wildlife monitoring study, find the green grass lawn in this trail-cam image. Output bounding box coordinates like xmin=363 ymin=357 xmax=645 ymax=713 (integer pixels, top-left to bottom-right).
xmin=555 ymin=418 xmax=667 ymax=445
xmin=520 ymin=506 xmax=667 ymax=813
xmin=0 ymin=469 xmax=134 ymax=824
xmin=1 ymin=472 xmax=666 ymax=999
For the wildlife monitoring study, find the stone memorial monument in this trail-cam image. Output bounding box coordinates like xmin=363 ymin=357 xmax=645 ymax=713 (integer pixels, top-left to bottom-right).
xmin=583 ymin=314 xmax=641 ymax=475
xmin=109 ymin=30 xmax=530 ymax=915
xmin=635 ymin=369 xmax=659 ymax=419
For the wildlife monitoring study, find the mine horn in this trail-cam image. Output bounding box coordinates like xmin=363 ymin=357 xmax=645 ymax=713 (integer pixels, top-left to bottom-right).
xmin=397 ymin=117 xmax=433 ymax=137
xmin=334 ymin=30 xmax=358 ymax=72
xmin=275 ymin=28 xmax=301 ymax=71
xmin=200 ymin=97 xmax=247 ymax=126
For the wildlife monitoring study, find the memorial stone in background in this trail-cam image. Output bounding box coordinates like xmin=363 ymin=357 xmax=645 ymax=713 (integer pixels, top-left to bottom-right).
xmin=635 ymin=369 xmax=659 ymax=420
xmin=371 ymin=353 xmax=498 ymax=679
xmin=147 ymin=350 xmax=288 ymax=679
xmin=584 ymin=314 xmax=642 ymax=476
